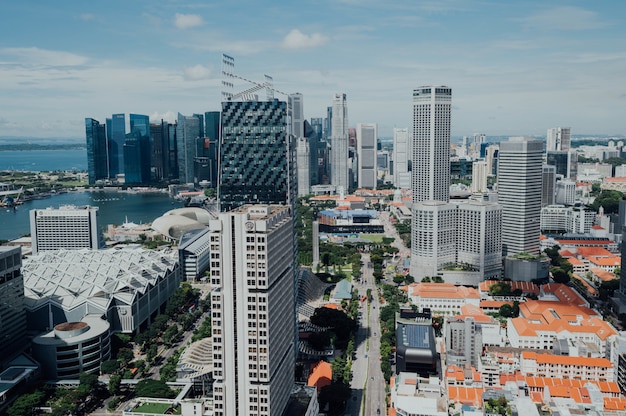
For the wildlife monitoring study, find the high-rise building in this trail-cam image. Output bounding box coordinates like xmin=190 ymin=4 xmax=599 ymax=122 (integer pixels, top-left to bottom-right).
xmin=541 ymin=165 xmax=556 ymax=207
xmin=546 ymin=150 xmax=577 ymax=179
xmin=546 ymin=127 xmax=571 ymax=152
xmin=296 ymin=137 xmax=310 ymax=196
xmin=393 ymin=128 xmax=411 ymax=189
xmin=85 ymin=118 xmax=109 ymax=184
xmin=150 ymin=120 xmax=171 ymax=181
xmin=209 ymin=205 xmax=295 ymax=416
xmin=289 ymin=93 xmax=304 ymax=139
xmin=219 ymin=99 xmax=296 ymax=212
xmin=125 ymin=114 xmax=151 ymax=184
xmin=200 ymin=111 xmax=221 ymax=188
xmin=0 ymin=246 xmax=27 ymax=364
xmin=411 ymin=200 xmax=501 ymax=282
xmin=304 ymin=120 xmax=320 ymax=186
xmin=330 ymin=93 xmax=349 ymax=192
xmin=498 ymin=137 xmax=543 ymax=256
xmin=411 ymin=86 xmax=452 ymax=203
xmin=555 ymin=178 xmax=577 ymax=206
xmin=107 ymin=113 xmax=126 ymax=177
xmin=177 ymin=113 xmax=203 ymax=184
xmin=30 ymin=206 xmax=105 ymax=254
xmin=356 ymin=123 xmax=377 ymax=189
xmin=471 ymin=133 xmax=486 ymax=158
xmin=471 ymin=160 xmax=488 ymax=193
xmin=124 ymin=131 xmax=151 ymax=184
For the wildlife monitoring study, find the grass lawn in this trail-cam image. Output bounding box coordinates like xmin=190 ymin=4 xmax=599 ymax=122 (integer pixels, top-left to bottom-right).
xmin=132 ymin=402 xmax=177 ymax=414
xmin=360 ymin=234 xmax=383 ymax=243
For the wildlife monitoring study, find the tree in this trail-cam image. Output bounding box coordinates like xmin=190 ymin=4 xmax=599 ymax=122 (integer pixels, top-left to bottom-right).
xmin=78 ymin=372 xmax=100 ymax=395
xmin=551 ymin=267 xmax=570 ymax=284
xmin=135 ymin=379 xmax=176 ymax=398
xmin=421 ymin=276 xmax=431 ymax=283
xmin=8 ymin=390 xmax=45 ymax=416
xmin=318 ymin=382 xmax=352 ymax=414
xmin=109 ymin=374 xmax=122 ymax=395
xmin=101 ymin=359 xmax=120 ymax=374
xmin=117 ymin=347 xmax=134 ymax=363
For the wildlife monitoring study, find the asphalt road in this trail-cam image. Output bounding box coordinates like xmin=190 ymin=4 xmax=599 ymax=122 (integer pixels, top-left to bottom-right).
xmin=346 ymin=253 xmax=386 ymax=416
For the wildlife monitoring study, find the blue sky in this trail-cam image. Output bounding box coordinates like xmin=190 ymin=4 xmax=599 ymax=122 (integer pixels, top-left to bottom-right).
xmin=1 ymin=0 xmax=624 ymax=139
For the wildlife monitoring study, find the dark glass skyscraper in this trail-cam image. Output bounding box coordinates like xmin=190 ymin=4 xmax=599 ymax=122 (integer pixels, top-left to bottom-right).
xmin=177 ymin=113 xmax=203 ymax=184
xmin=124 ymin=131 xmax=150 ymax=184
xmin=219 ymin=99 xmax=296 ymax=212
xmin=108 ymin=114 xmax=126 ymax=176
xmin=85 ymin=118 xmax=109 ymax=184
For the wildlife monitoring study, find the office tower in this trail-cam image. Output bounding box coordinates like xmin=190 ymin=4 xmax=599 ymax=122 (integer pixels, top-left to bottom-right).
xmin=546 ymin=127 xmax=571 ymax=152
xmin=546 ymin=150 xmax=577 ymax=179
xmin=471 ymin=160 xmax=488 ymax=193
xmin=151 ymin=120 xmax=170 ymax=181
xmin=124 ymin=131 xmax=151 ymax=184
xmin=200 ymin=111 xmax=220 ymax=188
xmin=30 ymin=206 xmax=105 ymax=254
xmin=304 ymin=120 xmax=320 ymax=186
xmin=0 ymin=246 xmax=27 ymax=364
xmin=555 ymin=178 xmax=576 ymax=205
xmin=129 ymin=113 xmax=150 ymax=137
xmin=411 ymin=86 xmax=452 ymax=203
xmin=124 ymin=114 xmax=151 ymax=184
xmin=209 ymin=205 xmax=295 ymax=416
xmin=541 ymin=165 xmax=556 ymax=207
xmin=177 ymin=113 xmax=203 ymax=184
xmin=411 ymin=200 xmax=501 ymax=282
xmin=472 ymin=133 xmax=486 ymax=158
xmin=296 ymin=137 xmax=310 ymax=196
xmin=85 ymin=118 xmax=109 ymax=184
xmin=219 ymin=99 xmax=296 ymax=212
xmin=393 ymin=128 xmax=411 ymax=189
xmin=498 ymin=137 xmax=543 ymax=256
xmin=330 ymin=93 xmax=349 ymax=192
xmin=356 ymin=123 xmax=377 ymax=189
xmin=289 ymin=93 xmax=304 ymax=139
xmin=485 ymin=145 xmax=499 ymax=175
xmin=107 ymin=113 xmax=126 ymax=176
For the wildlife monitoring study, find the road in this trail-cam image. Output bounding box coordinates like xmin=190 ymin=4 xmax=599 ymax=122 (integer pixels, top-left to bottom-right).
xmin=346 ymin=253 xmax=386 ymax=416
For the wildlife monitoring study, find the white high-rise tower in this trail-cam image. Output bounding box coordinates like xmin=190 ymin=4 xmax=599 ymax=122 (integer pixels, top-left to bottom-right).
xmin=411 ymin=86 xmax=452 ymax=203
xmin=330 ymin=93 xmax=349 ymax=192
xmin=210 ymin=205 xmax=295 ymax=416
xmin=356 ymin=123 xmax=377 ymax=189
xmin=498 ymin=137 xmax=543 ymax=256
xmin=546 ymin=127 xmax=571 ymax=152
xmin=393 ymin=127 xmax=411 ymax=189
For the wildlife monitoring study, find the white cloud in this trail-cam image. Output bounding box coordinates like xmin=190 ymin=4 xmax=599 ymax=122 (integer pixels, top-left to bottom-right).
xmin=183 ymin=64 xmax=211 ymax=80
xmin=79 ymin=13 xmax=95 ymax=21
xmin=149 ymin=111 xmax=177 ymax=124
xmin=0 ymin=47 xmax=88 ymax=66
xmin=174 ymin=13 xmax=204 ymax=30
xmin=519 ymin=6 xmax=608 ymax=31
xmin=282 ymin=29 xmax=328 ymax=50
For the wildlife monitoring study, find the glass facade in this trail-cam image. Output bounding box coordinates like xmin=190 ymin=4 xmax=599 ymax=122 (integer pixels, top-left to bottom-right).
xmin=219 ymin=99 xmax=296 ymax=212
xmin=109 ymin=114 xmax=126 ymax=176
xmin=85 ymin=118 xmax=108 ymax=184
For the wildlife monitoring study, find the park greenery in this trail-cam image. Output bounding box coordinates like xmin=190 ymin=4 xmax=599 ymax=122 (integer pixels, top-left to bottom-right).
xmin=544 ymin=246 xmax=574 ymax=284
xmin=590 ymin=189 xmax=624 ymax=214
xmin=378 ymin=284 xmax=409 ymax=381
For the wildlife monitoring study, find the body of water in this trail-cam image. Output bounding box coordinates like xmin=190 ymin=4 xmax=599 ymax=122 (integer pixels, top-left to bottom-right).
xmin=0 ymin=190 xmax=183 ymax=241
xmin=0 ymin=149 xmax=87 ymax=171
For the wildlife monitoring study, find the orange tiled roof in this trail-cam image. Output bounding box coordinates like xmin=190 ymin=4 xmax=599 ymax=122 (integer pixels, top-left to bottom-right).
xmin=572 ymin=275 xmax=599 ymax=296
xmin=589 ymin=256 xmax=621 ymax=267
xmin=554 ymin=239 xmax=611 ymax=246
xmin=479 ymin=280 xmax=539 ymax=294
xmin=567 ymin=257 xmax=584 ymax=265
xmin=559 ymin=249 xmax=577 ymax=258
xmin=307 ymin=361 xmax=332 ymax=390
xmin=480 ymin=300 xmax=513 ymax=309
xmin=410 ymin=283 xmax=480 ymax=299
xmin=590 ymin=268 xmax=618 ymax=282
xmin=605 ymin=397 xmax=626 ymax=411
xmin=576 ymin=247 xmax=614 ymax=257
xmin=522 ymin=351 xmax=613 ymax=368
xmin=447 ymin=386 xmax=484 ymax=407
xmin=540 ymin=283 xmax=587 ymax=305
xmin=323 ymin=303 xmax=339 ymax=310
xmin=446 ymin=365 xmax=481 ymax=382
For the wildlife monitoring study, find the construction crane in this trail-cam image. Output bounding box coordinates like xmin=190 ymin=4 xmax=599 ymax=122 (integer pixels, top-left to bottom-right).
xmin=221 ymin=54 xmax=289 ymax=102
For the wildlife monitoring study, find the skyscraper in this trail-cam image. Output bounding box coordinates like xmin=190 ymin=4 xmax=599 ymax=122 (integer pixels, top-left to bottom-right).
xmin=125 ymin=114 xmax=151 ymax=184
xmin=546 ymin=127 xmax=571 ymax=152
xmin=541 ymin=165 xmax=556 ymax=207
xmin=330 ymin=93 xmax=349 ymax=192
xmin=150 ymin=120 xmax=171 ymax=181
xmin=0 ymin=246 xmax=26 ymax=364
xmin=356 ymin=123 xmax=377 ymax=189
xmin=392 ymin=127 xmax=411 ymax=189
xmin=177 ymin=113 xmax=203 ymax=184
xmin=209 ymin=205 xmax=295 ymax=416
xmin=411 ymin=86 xmax=452 ymax=203
xmin=218 ymin=99 xmax=296 ymax=212
xmin=498 ymin=137 xmax=543 ymax=256
xmin=471 ymin=160 xmax=488 ymax=193
xmin=30 ymin=206 xmax=105 ymax=254
xmin=85 ymin=118 xmax=109 ymax=185
xmin=296 ymin=137 xmax=310 ymax=196
xmin=107 ymin=113 xmax=126 ymax=177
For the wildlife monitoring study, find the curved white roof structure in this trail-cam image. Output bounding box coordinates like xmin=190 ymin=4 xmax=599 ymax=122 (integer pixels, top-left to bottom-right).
xmin=151 ymin=207 xmax=215 ymax=240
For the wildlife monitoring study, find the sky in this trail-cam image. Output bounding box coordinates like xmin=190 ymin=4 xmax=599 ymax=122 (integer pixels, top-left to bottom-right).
xmin=0 ymin=0 xmax=625 ymax=139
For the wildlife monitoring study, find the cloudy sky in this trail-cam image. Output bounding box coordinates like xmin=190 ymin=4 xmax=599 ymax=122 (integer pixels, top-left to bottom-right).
xmin=1 ymin=0 xmax=624 ymax=139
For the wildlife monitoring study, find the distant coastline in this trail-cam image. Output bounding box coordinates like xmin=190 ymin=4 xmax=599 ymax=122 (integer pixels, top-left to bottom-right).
xmin=0 ymin=143 xmax=86 ymax=151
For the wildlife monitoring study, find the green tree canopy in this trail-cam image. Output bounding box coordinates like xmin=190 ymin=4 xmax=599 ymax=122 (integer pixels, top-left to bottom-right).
xmin=135 ymin=379 xmax=176 ymax=398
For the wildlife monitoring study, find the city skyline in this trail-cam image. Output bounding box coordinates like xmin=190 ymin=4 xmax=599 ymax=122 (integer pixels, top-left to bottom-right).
xmin=1 ymin=1 xmax=625 ymax=138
